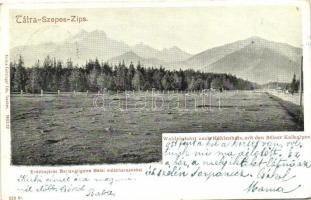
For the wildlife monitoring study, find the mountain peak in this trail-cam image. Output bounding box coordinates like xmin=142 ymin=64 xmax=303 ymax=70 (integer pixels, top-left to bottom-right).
xmin=162 ymin=46 xmax=185 ymax=53
xmin=89 ymin=30 xmax=107 ymax=38
xmin=119 ymin=51 xmax=142 ymax=59
xmin=70 ymin=29 xmax=88 ymax=40
xmin=131 ymin=43 xmax=160 ymax=59
xmin=77 ymin=29 xmax=88 ymax=35
xmin=69 ymin=29 xmax=108 ymax=42
xmin=135 ymin=42 xmax=147 ymax=47
xmin=133 ymin=42 xmax=157 ymax=50
xmin=248 ymin=36 xmax=262 ymax=40
xmin=170 ymin=45 xmax=180 ymax=50
xmin=245 ymin=36 xmax=268 ymax=44
xmin=124 ymin=50 xmax=138 ymax=55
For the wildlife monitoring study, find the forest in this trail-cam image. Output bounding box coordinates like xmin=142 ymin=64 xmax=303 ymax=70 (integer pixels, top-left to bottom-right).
xmin=10 ymin=56 xmax=257 ymax=93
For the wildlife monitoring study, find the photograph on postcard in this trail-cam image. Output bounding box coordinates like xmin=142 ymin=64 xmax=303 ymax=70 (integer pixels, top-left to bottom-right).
xmin=9 ymin=6 xmax=304 ymax=165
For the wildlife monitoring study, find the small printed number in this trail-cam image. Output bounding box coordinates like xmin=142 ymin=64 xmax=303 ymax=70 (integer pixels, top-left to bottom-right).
xmin=9 ymin=196 xmax=22 ymax=200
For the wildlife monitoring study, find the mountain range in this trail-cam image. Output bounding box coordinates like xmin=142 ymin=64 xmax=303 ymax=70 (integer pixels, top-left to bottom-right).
xmin=10 ymin=30 xmax=302 ymax=84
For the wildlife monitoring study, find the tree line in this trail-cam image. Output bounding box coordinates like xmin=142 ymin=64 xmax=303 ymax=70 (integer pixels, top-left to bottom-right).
xmin=10 ymin=56 xmax=257 ymax=93
xmin=262 ymin=74 xmax=302 ymax=94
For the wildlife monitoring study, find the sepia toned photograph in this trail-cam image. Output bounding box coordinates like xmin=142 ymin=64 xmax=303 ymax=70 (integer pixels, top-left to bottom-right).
xmin=10 ymin=6 xmax=304 ymax=165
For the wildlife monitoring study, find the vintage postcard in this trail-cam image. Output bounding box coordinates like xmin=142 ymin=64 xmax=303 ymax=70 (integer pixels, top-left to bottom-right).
xmin=1 ymin=0 xmax=311 ymax=199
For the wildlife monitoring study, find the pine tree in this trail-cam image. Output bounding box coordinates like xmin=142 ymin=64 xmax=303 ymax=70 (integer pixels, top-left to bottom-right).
xmin=290 ymin=74 xmax=298 ymax=94
xmin=26 ymin=66 xmax=41 ymax=93
xmin=10 ymin=62 xmax=16 ymax=92
xmin=211 ymin=78 xmax=223 ymax=90
xmin=172 ymin=72 xmax=182 ymax=90
xmin=132 ymin=70 xmax=144 ymax=90
xmin=14 ymin=56 xmax=27 ymax=92
xmin=161 ymin=73 xmax=173 ymax=90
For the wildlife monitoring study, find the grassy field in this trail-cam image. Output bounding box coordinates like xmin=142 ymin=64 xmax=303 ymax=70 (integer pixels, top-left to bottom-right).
xmin=11 ymin=90 xmax=303 ymax=165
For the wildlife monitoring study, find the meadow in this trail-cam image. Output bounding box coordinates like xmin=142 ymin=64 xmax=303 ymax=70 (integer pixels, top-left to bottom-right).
xmin=11 ymin=90 xmax=303 ymax=165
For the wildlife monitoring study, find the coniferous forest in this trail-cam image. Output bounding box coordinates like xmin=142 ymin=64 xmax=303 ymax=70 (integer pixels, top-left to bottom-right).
xmin=10 ymin=56 xmax=257 ymax=93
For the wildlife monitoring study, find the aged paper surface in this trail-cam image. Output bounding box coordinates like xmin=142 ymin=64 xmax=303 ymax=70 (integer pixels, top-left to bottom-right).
xmin=1 ymin=0 xmax=311 ymax=199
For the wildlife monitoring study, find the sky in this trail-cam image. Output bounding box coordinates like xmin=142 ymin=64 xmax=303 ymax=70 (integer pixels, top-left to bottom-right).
xmin=10 ymin=6 xmax=302 ymax=54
